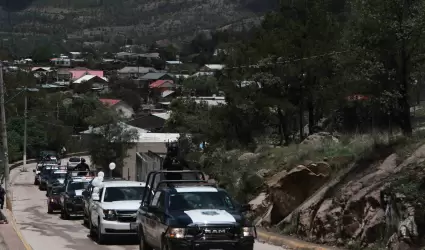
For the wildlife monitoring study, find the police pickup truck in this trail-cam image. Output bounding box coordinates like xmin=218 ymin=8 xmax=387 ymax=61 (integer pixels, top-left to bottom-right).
xmin=136 ymin=170 xmax=256 ymax=250
xmin=60 ymin=178 xmax=91 ymax=219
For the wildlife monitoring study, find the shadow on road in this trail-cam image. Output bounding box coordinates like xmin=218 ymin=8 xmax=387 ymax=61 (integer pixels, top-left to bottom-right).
xmin=87 ymin=234 xmax=138 ymax=245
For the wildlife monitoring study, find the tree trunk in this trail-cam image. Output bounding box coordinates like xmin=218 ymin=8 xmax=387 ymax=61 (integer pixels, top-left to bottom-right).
xmin=277 ymin=108 xmax=290 ymax=146
xmin=398 ymin=45 xmax=413 ymax=136
xmin=299 ymin=105 xmax=304 ymax=141
xmin=308 ymin=98 xmax=314 ymax=135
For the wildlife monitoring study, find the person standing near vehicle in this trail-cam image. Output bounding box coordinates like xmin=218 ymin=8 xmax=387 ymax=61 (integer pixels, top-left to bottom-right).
xmin=74 ymin=158 xmax=90 ymax=171
xmin=0 ymin=185 xmax=5 ymax=209
xmin=60 ymin=146 xmax=66 ymax=158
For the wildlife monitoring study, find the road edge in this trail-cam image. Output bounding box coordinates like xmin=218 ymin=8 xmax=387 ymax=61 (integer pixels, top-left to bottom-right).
xmin=257 ymin=228 xmax=342 ymax=250
xmin=5 ymin=209 xmax=32 ymax=250
xmin=4 ymin=152 xmax=89 ymax=250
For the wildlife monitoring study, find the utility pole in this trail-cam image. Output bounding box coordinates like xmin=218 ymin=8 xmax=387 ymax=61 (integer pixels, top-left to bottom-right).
xmin=0 ymin=62 xmax=10 ymax=207
xmin=56 ymin=101 xmax=59 ymax=120
xmin=22 ymin=91 xmax=27 ymax=171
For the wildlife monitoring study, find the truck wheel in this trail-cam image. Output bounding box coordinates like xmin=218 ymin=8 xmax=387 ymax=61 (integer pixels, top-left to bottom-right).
xmin=47 ymin=207 xmax=53 ymax=214
xmin=83 ymin=211 xmax=88 ymax=226
xmin=97 ymin=218 xmax=105 ymax=244
xmin=89 ymin=216 xmax=95 ymax=238
xmin=139 ymin=229 xmax=153 ymax=250
xmin=160 ymin=238 xmax=169 ymax=250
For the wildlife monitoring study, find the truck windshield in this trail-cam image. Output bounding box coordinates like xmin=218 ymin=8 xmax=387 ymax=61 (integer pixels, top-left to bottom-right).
xmin=169 ymin=192 xmax=235 ymax=211
xmin=69 ymin=157 xmax=81 ymax=162
xmin=103 ymin=187 xmax=145 ymax=202
xmin=67 ymin=182 xmax=88 ymax=191
xmin=52 ymin=173 xmax=66 ymax=179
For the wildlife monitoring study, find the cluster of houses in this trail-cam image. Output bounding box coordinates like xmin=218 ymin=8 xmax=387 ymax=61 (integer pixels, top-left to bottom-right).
xmin=12 ymin=51 xmax=227 ymax=180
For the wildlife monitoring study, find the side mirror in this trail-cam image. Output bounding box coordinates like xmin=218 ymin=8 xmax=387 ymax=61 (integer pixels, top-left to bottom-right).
xmin=33 ymin=169 xmax=36 ymax=173
xmin=92 ymin=193 xmax=100 ymax=201
xmin=240 ymin=204 xmax=251 ymax=212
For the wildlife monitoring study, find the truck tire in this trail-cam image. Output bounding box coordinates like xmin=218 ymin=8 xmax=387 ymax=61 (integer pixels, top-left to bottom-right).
xmin=139 ymin=229 xmax=153 ymax=250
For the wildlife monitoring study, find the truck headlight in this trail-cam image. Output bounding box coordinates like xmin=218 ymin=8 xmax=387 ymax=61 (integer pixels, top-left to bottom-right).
xmin=103 ymin=210 xmax=117 ymax=220
xmin=165 ymin=228 xmax=186 ymax=238
xmin=241 ymin=227 xmax=256 ymax=237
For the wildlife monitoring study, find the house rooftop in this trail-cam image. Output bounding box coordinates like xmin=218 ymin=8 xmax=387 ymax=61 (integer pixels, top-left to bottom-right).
xmin=140 ymin=73 xmax=172 ymax=80
xmin=99 ymin=98 xmax=121 ymax=106
xmin=73 ymin=75 xmax=108 ymax=84
xmin=118 ymin=66 xmax=156 ymax=74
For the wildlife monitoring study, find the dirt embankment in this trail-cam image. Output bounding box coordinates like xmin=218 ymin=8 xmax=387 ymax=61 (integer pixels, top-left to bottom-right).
xmin=248 ymin=133 xmax=425 ymax=249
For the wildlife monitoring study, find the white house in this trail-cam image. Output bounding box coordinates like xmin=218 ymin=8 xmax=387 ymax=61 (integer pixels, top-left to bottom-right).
xmin=99 ymin=99 xmax=135 ymax=118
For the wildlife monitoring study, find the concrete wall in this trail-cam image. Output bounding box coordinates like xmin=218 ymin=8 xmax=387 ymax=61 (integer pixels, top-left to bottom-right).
xmin=122 ymin=142 xmax=167 ymax=180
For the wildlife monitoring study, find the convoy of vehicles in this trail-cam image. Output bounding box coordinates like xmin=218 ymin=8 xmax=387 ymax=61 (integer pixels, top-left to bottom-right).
xmin=32 ymin=153 xmax=256 ymax=247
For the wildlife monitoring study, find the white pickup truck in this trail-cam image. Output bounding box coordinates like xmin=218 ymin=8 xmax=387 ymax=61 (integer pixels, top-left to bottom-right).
xmin=87 ymin=180 xmax=147 ymax=244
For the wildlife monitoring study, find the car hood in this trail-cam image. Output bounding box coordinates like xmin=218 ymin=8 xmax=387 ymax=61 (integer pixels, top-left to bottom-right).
xmin=168 ymin=209 xmax=246 ymax=227
xmin=100 ymin=200 xmax=141 ymax=210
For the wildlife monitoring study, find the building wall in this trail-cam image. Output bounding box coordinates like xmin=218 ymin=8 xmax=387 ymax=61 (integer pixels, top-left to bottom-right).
xmin=122 ymin=142 xmax=168 ymax=181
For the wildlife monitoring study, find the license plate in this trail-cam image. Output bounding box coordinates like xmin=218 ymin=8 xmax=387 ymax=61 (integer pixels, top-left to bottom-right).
xmin=130 ymin=223 xmax=138 ymax=230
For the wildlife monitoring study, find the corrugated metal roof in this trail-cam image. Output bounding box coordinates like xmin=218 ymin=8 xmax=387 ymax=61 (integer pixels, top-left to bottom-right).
xmin=140 ymin=73 xmax=170 ymax=80
xmin=73 ymin=75 xmax=108 ymax=83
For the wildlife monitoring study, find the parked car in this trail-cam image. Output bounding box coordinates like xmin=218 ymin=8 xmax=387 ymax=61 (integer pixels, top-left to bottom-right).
xmin=66 ymin=157 xmax=82 ymax=170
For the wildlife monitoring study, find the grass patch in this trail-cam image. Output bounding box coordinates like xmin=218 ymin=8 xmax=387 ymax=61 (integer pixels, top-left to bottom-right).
xmin=257 ymin=133 xmax=391 ymax=174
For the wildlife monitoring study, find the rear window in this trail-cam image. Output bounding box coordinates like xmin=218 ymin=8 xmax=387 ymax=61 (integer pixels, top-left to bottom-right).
xmin=69 ymin=157 xmax=81 ymax=162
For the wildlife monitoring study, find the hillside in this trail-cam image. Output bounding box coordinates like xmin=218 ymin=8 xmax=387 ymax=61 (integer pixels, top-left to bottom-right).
xmin=0 ymin=0 xmax=278 ymax=45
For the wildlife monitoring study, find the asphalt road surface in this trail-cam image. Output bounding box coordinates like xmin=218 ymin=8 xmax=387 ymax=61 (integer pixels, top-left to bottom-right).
xmin=9 ymin=157 xmax=288 ymax=250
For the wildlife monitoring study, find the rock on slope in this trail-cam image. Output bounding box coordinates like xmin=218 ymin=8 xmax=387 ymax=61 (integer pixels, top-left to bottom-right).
xmin=251 ymin=140 xmax=425 ymax=248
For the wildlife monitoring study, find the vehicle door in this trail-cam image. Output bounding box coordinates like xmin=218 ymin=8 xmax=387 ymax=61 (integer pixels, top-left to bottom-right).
xmin=59 ymin=183 xmax=68 ymax=208
xmin=84 ymin=185 xmax=93 ymax=215
xmin=90 ymin=188 xmax=103 ymax=227
xmin=145 ymin=191 xmax=164 ymax=246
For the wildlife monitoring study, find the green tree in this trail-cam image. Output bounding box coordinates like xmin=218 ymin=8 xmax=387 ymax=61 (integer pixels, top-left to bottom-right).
xmin=84 ymin=108 xmax=138 ymax=173
xmin=347 ymin=0 xmax=425 ymax=135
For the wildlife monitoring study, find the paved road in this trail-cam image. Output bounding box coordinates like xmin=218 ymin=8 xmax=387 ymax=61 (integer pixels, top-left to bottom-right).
xmin=9 ymin=157 xmax=287 ymax=250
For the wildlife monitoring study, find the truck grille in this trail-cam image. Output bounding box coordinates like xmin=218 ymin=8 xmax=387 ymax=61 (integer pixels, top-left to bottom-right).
xmin=116 ymin=210 xmax=137 ymax=223
xmin=72 ymin=197 xmax=83 ymax=204
xmin=116 ymin=210 xmax=137 ymax=215
xmin=117 ymin=217 xmax=136 ymax=222
xmin=188 ymin=225 xmax=237 ymax=240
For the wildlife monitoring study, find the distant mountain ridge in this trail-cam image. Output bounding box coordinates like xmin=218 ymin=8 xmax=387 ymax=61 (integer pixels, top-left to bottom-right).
xmin=0 ymin=0 xmax=279 ymax=43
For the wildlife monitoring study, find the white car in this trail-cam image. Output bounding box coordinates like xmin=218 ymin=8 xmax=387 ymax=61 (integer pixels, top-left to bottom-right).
xmin=88 ymin=180 xmax=147 ymax=244
xmin=67 ymin=157 xmax=82 ymax=170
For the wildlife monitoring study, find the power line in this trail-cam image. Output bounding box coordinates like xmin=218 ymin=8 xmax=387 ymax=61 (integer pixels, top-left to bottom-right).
xmin=223 ymin=50 xmax=351 ymax=70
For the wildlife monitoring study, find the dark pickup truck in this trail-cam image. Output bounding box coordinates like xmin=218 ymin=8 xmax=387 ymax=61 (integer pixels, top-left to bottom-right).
xmin=136 ymin=170 xmax=256 ymax=250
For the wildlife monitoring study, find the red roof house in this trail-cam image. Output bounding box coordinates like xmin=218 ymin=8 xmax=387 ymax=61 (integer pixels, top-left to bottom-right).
xmin=69 ymin=70 xmax=104 ymax=80
xmin=99 ymin=99 xmax=135 ymax=118
xmin=149 ymin=80 xmax=175 ymax=89
xmin=99 ymin=99 xmax=121 ymax=106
